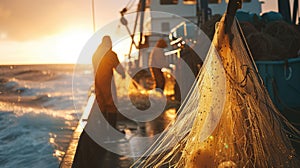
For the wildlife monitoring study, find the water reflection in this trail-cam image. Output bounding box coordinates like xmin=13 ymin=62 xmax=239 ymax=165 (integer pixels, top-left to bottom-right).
xmin=145 ymin=108 xmax=177 ymax=137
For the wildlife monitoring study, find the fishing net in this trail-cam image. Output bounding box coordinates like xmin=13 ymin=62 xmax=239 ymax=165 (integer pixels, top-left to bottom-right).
xmin=238 ymin=21 xmax=258 ymax=38
xmin=264 ymin=21 xmax=300 ymax=58
xmin=131 ymin=14 xmax=300 ymax=167
xmin=246 ymin=32 xmax=285 ymax=61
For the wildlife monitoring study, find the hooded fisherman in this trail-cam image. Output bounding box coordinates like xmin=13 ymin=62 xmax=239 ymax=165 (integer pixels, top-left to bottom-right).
xmin=72 ymin=35 xmax=126 ymax=168
xmin=92 ymin=35 xmax=126 ymax=129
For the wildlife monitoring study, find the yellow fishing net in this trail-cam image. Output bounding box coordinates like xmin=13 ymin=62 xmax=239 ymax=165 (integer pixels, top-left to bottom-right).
xmin=131 ymin=14 xmax=300 ymax=167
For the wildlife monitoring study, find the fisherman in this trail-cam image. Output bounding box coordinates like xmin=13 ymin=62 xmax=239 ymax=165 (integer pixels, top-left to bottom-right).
xmin=72 ymin=35 xmax=125 ymax=168
xmin=93 ymin=35 xmax=126 ymax=129
xmin=148 ymin=38 xmax=168 ymax=93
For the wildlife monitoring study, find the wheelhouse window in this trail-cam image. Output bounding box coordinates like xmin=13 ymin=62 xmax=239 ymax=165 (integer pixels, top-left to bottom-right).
xmin=208 ymin=0 xmax=222 ymax=4
xmin=160 ymin=0 xmax=178 ymax=5
xmin=183 ymin=0 xmax=196 ymax=5
xmin=225 ymin=0 xmax=251 ymax=2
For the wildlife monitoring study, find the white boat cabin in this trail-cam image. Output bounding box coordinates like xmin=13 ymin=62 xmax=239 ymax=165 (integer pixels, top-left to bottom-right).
xmin=148 ymin=0 xmax=262 ymax=34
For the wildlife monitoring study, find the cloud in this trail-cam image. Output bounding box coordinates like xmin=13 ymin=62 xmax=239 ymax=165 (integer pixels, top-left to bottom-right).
xmin=0 ymin=0 xmax=91 ymax=41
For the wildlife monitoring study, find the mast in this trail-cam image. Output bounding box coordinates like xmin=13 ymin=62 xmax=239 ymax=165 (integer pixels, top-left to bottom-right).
xmin=138 ymin=0 xmax=146 ymax=47
xmin=137 ymin=0 xmax=146 ymax=67
xmin=196 ymin=0 xmax=201 ymax=26
xmin=278 ymin=0 xmax=292 ymax=23
xmin=199 ymin=0 xmax=210 ymax=26
xmin=120 ymin=0 xmax=146 ymax=64
xmin=292 ymin=0 xmax=299 ymax=24
xmin=92 ymin=0 xmax=96 ymax=32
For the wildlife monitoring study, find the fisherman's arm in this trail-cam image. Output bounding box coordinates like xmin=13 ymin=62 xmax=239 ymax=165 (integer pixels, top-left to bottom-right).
xmin=111 ymin=52 xmax=126 ymax=78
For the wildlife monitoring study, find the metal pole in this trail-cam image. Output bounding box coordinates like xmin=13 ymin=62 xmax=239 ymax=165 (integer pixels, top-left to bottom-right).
xmin=278 ymin=0 xmax=292 ymax=23
xmin=92 ymin=0 xmax=96 ymax=32
xmin=200 ymin=0 xmax=209 ymax=25
xmin=139 ymin=0 xmax=146 ymax=47
xmin=138 ymin=0 xmax=146 ymax=67
xmin=292 ymin=0 xmax=299 ymax=24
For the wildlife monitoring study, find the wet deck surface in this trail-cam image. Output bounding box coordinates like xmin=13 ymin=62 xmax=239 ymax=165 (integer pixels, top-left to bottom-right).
xmin=60 ymin=107 xmax=178 ymax=168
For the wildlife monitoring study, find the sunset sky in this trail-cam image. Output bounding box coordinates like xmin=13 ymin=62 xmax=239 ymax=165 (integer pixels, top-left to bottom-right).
xmin=0 ymin=0 xmax=289 ymax=64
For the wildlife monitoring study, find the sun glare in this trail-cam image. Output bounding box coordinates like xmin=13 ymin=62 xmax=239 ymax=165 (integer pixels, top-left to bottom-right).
xmin=0 ymin=28 xmax=94 ymax=65
xmin=51 ymin=28 xmax=93 ymax=63
xmin=0 ymin=27 xmax=137 ymax=65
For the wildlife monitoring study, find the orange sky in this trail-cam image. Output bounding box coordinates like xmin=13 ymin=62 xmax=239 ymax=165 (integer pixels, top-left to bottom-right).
xmin=0 ymin=0 xmax=286 ymax=64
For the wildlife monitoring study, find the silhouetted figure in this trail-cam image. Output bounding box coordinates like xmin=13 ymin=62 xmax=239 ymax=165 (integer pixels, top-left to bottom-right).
xmin=93 ymin=36 xmax=125 ymax=128
xmin=72 ymin=35 xmax=125 ymax=168
xmin=148 ymin=39 xmax=168 ymax=92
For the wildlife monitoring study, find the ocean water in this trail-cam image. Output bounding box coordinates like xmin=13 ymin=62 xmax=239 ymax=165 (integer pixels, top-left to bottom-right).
xmin=0 ymin=64 xmax=92 ymax=168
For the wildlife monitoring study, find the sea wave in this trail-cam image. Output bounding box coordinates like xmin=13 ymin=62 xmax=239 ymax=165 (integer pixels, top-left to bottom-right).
xmin=0 ymin=77 xmax=76 ymax=111
xmin=0 ymin=111 xmax=74 ymax=168
xmin=14 ymin=69 xmax=56 ymax=80
xmin=0 ymin=64 xmax=90 ymax=167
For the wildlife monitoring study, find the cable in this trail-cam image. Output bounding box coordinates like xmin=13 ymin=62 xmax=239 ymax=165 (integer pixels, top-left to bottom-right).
xmin=92 ymin=0 xmax=96 ymax=32
xmin=127 ymin=0 xmax=138 ymax=11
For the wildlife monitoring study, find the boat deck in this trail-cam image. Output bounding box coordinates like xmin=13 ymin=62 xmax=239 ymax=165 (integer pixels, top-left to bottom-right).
xmin=59 ymin=125 xmax=83 ymax=168
xmin=59 ymin=106 xmax=179 ymax=168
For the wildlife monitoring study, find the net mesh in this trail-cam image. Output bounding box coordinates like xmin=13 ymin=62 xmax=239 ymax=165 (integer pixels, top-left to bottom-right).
xmin=130 ymin=14 xmax=300 ymax=167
